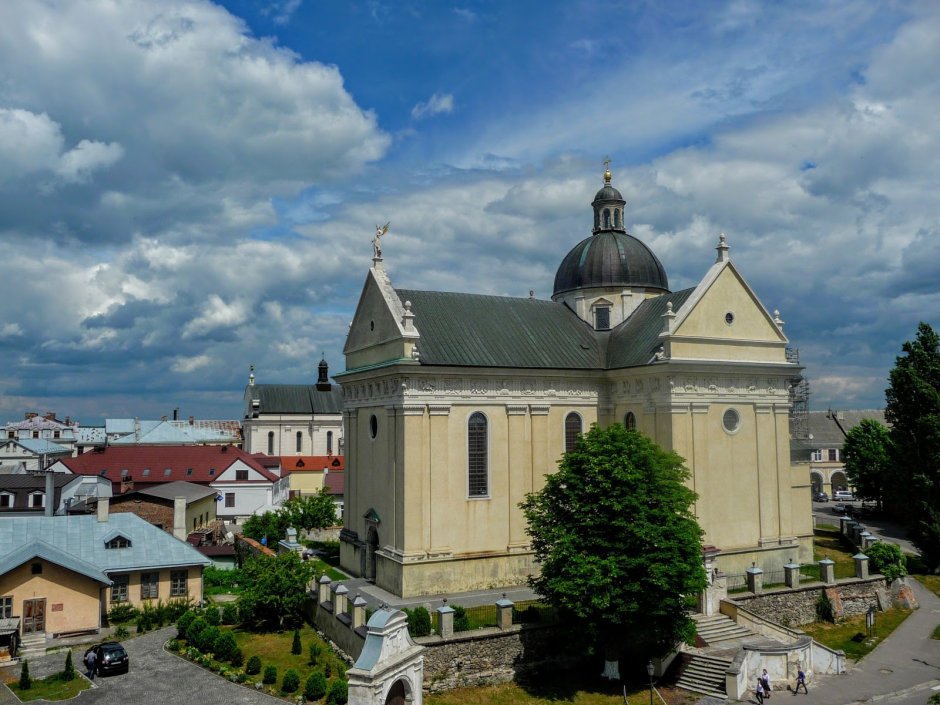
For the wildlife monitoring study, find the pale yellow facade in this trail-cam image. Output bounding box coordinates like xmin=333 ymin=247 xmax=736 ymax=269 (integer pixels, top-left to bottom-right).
xmin=338 ymin=226 xmax=812 ymax=597
xmin=107 ymin=566 xmax=204 ymax=608
xmin=0 ymin=560 xmax=102 ymax=636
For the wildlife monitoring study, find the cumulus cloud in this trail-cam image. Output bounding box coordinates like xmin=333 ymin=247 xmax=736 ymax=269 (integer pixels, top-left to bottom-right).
xmin=171 ymin=355 xmax=213 ymax=373
xmin=411 ymin=93 xmax=455 ymax=120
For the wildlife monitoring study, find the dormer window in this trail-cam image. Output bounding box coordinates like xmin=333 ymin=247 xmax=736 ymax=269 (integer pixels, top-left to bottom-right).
xmin=29 ymin=491 xmax=44 ymax=508
xmin=0 ymin=492 xmax=12 ymax=508
xmin=595 ymin=306 xmax=611 ymax=330
xmin=106 ymin=535 xmax=131 ymax=549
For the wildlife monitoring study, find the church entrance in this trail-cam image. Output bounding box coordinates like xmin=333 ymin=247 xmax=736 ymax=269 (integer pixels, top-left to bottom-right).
xmin=366 ymin=526 xmax=379 ymax=583
xmin=384 ymin=679 xmax=407 ymax=705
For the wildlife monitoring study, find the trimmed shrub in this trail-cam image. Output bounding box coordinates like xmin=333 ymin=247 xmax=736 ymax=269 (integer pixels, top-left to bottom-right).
xmin=245 ymin=655 xmax=262 ymax=675
xmin=404 ymin=607 xmax=431 ymax=637
xmin=308 ymin=641 xmax=322 ymax=665
xmin=185 ymin=616 xmax=207 ymax=643
xmin=262 ymin=665 xmax=277 ymax=685
xmin=115 ymin=625 xmax=129 ymax=639
xmin=304 ymin=671 xmax=327 ymax=701
xmin=452 ymin=605 xmax=470 ymax=632
xmin=19 ymin=659 xmax=31 ymax=690
xmin=230 ymin=648 xmax=243 ymax=668
xmin=63 ymin=651 xmax=75 ymax=681
xmin=327 ymin=678 xmax=348 ymax=705
xmin=291 ymin=629 xmax=302 ymax=655
xmin=214 ymin=631 xmax=238 ymax=662
xmin=177 ymin=610 xmax=196 ymax=639
xmin=108 ymin=603 xmax=139 ymax=624
xmin=205 ymin=606 xmax=221 ymax=626
xmin=167 ymin=638 xmax=179 ymax=651
xmin=196 ymin=625 xmax=221 ymax=654
xmin=282 ymin=668 xmax=300 ymax=693
xmin=136 ymin=616 xmax=148 ymax=634
xmin=221 ymin=604 xmax=239 ymax=625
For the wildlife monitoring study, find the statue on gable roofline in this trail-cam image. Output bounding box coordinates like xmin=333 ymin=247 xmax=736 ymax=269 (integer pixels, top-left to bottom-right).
xmin=373 ymin=221 xmax=390 ymax=259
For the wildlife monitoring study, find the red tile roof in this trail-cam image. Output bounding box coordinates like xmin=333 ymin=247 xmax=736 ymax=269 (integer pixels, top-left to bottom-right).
xmin=323 ymin=469 xmax=345 ymax=496
xmin=280 ymin=455 xmax=344 ymax=473
xmin=57 ymin=445 xmax=278 ymax=491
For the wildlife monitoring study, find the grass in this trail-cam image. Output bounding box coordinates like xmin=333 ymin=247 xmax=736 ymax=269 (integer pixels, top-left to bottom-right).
xmin=812 ymin=533 xmax=858 ymax=579
xmin=914 ymin=574 xmax=940 ymax=598
xmin=931 ymin=624 xmax=940 ymax=640
xmin=801 ymin=607 xmax=912 ymax=660
xmin=5 ymin=673 xmax=90 ymax=702
xmin=815 ymin=522 xmax=839 ymax=531
xmin=304 ymin=541 xmax=348 ymax=581
xmin=426 ymin=676 xmax=697 ymax=705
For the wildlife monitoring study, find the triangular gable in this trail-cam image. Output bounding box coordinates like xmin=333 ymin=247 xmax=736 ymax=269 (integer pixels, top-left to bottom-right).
xmin=344 ymin=266 xmax=419 ymax=356
xmin=215 ymin=459 xmax=271 ymax=483
xmin=0 ymin=540 xmax=111 ymax=585
xmin=671 ymin=260 xmax=787 ymax=344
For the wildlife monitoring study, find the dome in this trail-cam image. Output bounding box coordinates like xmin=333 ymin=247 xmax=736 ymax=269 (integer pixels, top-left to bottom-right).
xmin=553 ymin=231 xmax=669 ymax=297
xmin=593 ymin=183 xmax=623 ymax=203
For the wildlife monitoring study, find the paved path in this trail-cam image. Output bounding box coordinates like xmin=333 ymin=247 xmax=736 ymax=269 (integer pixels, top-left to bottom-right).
xmin=340 ymin=576 xmax=538 ymax=611
xmin=1 ymin=628 xmax=283 ymax=705
xmin=762 ymin=579 xmax=940 ymax=705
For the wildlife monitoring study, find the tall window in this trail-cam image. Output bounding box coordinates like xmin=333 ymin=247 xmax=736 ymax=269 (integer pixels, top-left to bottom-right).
xmin=267 ymin=431 xmax=274 ymax=455
xmin=111 ymin=575 xmax=129 ymax=603
xmin=225 ymin=492 xmax=235 ymax=508
xmin=595 ymin=306 xmax=610 ymax=330
xmin=828 ymin=449 xmax=838 ymax=461
xmin=624 ymin=412 xmax=636 ymax=430
xmin=811 ymin=450 xmax=823 ymax=462
xmin=564 ymin=413 xmax=582 ymax=453
xmin=296 ymin=431 xmax=302 ymax=452
xmin=467 ymin=412 xmax=488 ymax=497
xmin=170 ymin=570 xmax=188 ymax=597
xmin=327 ymin=431 xmax=333 ymax=455
xmin=140 ymin=572 xmax=159 ymax=600
xmin=0 ymin=596 xmax=11 ymax=618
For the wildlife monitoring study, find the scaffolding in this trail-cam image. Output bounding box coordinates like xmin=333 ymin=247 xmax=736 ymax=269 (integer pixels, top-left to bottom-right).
xmin=786 ymin=347 xmax=810 ymax=439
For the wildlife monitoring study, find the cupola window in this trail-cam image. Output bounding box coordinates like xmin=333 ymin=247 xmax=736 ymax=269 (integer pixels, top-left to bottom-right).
xmin=595 ymin=306 xmax=611 ymax=330
xmin=603 ymin=209 xmax=611 ymax=229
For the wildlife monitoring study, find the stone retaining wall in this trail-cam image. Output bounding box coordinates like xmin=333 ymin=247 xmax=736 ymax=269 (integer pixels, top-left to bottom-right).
xmin=417 ymin=623 xmax=567 ymax=692
xmin=733 ymin=577 xmax=886 ymax=626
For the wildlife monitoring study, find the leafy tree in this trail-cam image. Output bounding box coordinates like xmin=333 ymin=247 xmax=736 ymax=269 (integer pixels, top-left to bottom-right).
xmin=866 ymin=542 xmax=907 ymax=581
xmin=885 ymin=322 xmax=940 ymax=572
xmin=521 ymin=423 xmax=707 ymax=669
xmin=304 ymin=671 xmax=327 ymax=701
xmin=237 ymin=551 xmax=315 ymax=629
xmin=843 ymin=419 xmax=892 ymax=511
xmin=241 ymin=491 xmax=338 ymax=543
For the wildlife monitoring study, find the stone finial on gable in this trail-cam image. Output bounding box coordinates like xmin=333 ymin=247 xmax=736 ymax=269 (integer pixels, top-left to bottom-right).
xmin=715 ymin=232 xmax=730 ymax=263
xmin=402 ymin=300 xmax=415 ymax=333
xmin=773 ymin=309 xmax=785 ymax=332
xmin=662 ymin=301 xmax=676 ymax=334
xmin=248 ymin=364 xmax=255 ymax=386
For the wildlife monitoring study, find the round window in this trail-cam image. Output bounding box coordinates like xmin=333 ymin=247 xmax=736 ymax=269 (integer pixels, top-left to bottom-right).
xmin=725 ymin=312 xmax=735 ymax=325
xmin=369 ymin=414 xmax=378 ymax=439
xmin=722 ymin=408 xmax=740 ymax=434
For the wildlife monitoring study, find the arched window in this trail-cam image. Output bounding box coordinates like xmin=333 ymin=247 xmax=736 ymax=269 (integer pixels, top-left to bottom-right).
xmin=624 ymin=412 xmax=636 ymax=430
xmin=267 ymin=431 xmax=274 ymax=455
xmin=467 ymin=412 xmax=488 ymax=497
xmin=296 ymin=431 xmax=302 ymax=452
xmin=564 ymin=413 xmax=582 ymax=453
xmin=327 ymin=430 xmax=333 ymax=455
xmin=603 ymin=208 xmax=611 ymax=228
xmin=614 ymin=209 xmax=621 ymax=228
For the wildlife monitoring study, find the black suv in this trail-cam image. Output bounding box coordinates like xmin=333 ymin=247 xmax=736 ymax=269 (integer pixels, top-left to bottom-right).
xmin=85 ymin=642 xmax=129 ymax=676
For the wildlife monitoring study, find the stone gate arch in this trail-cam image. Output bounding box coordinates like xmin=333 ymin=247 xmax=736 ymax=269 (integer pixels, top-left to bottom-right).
xmin=347 ymin=608 xmax=423 ymax=705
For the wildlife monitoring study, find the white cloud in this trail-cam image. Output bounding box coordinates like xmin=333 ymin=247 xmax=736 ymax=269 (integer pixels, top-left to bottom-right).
xmin=56 ymin=140 xmax=125 ymax=183
xmin=182 ymin=295 xmax=250 ymax=339
xmin=411 ymin=93 xmax=455 ymax=120
xmin=171 ymin=354 xmax=213 ymax=373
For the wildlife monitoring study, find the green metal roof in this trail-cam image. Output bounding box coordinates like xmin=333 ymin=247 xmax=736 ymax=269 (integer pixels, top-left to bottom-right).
xmin=606 ymin=288 xmax=694 ymax=369
xmin=245 ymin=384 xmax=343 ymax=414
xmin=396 ymin=289 xmax=604 ymax=369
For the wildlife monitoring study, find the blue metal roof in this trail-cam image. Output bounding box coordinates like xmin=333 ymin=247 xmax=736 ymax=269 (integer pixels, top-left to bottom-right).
xmin=13 ymin=439 xmax=72 ymax=455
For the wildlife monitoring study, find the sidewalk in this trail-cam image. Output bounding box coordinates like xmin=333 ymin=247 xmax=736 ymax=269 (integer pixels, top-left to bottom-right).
xmin=337 ymin=577 xmax=538 ymax=611
xmin=781 ymin=578 xmax=940 ymax=705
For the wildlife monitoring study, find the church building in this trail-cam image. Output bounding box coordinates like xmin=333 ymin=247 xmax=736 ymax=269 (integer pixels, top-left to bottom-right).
xmin=338 ymin=167 xmax=813 ymax=598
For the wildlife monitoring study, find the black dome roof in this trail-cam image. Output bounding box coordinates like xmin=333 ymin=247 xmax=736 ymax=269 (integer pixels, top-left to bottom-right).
xmin=553 ymin=231 xmax=669 ymax=297
xmin=593 ymin=184 xmax=623 ymax=203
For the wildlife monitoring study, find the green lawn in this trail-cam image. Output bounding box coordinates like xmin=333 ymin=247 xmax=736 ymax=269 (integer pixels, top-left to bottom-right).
xmin=931 ymin=624 xmax=940 ymax=640
xmin=5 ymin=673 xmax=90 ymax=702
xmin=801 ymin=608 xmax=912 ymax=660
xmin=811 ymin=534 xmax=858 ymax=579
xmin=304 ymin=541 xmax=348 ymax=581
xmin=914 ymin=574 xmax=940 ymax=598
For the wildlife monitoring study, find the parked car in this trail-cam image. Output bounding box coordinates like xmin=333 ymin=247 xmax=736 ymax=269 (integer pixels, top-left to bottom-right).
xmin=813 ymin=491 xmax=829 ymax=502
xmin=833 ymin=490 xmax=855 ymax=501
xmin=832 ymin=502 xmax=851 ymax=515
xmin=85 ymin=642 xmax=129 ymax=676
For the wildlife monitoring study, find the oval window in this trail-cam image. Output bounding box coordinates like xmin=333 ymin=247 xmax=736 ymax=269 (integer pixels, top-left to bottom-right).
xmin=722 ymin=408 xmax=741 ymax=434
xmin=369 ymin=414 xmax=378 ymax=439
xmin=725 ymin=312 xmax=735 ymax=325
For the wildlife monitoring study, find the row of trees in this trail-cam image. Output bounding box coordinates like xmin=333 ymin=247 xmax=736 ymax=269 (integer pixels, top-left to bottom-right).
xmin=843 ymin=322 xmax=940 ymax=572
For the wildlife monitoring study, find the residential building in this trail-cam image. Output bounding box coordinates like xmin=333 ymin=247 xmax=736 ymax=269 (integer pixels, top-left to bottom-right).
xmin=338 ymin=167 xmax=811 ymax=596
xmin=0 ymin=438 xmax=72 ymax=472
xmin=0 ymin=472 xmax=111 ymax=516
xmin=107 ymin=481 xmax=218 ymax=538
xmin=104 ymin=417 xmax=241 ymax=446
xmin=4 ymin=413 xmax=78 ymax=453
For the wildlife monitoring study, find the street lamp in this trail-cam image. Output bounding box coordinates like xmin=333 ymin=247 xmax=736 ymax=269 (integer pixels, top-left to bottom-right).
xmin=646 ymin=660 xmax=655 ymax=705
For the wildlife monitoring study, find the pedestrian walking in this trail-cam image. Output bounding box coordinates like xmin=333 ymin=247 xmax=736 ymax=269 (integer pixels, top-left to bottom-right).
xmin=84 ymin=649 xmax=97 ymax=680
xmin=794 ymin=668 xmax=808 ymax=694
xmin=762 ymin=669 xmax=772 ymax=698
xmin=756 ymin=677 xmax=765 ymax=704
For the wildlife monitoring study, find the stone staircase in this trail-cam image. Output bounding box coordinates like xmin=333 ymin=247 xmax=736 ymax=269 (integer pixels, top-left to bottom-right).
xmin=693 ymin=613 xmax=756 ymax=645
xmin=17 ymin=632 xmax=48 ymax=658
xmin=674 ymin=652 xmax=732 ymax=698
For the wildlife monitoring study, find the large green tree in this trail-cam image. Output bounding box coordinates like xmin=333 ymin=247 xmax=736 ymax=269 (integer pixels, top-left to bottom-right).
xmin=885 ymin=322 xmax=940 ymax=572
xmin=241 ymin=490 xmax=338 ymax=544
xmin=521 ymin=423 xmax=707 ymax=673
xmin=842 ymin=418 xmax=892 ymax=511
xmin=237 ymin=551 xmax=315 ymax=629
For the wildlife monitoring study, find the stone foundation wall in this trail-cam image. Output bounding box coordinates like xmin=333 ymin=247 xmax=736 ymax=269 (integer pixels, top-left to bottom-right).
xmin=733 ymin=577 xmax=886 ymax=626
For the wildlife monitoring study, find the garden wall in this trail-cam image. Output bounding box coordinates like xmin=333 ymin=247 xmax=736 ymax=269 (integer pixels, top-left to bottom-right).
xmin=731 ymin=577 xmax=886 ymax=626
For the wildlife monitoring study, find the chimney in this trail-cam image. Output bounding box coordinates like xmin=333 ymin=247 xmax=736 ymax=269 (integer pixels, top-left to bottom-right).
xmin=25 ymin=412 xmax=37 ymax=420
xmin=44 ymin=411 xmax=56 ymax=421
xmin=173 ymin=407 xmax=180 ymax=421
xmin=188 ymin=416 xmax=194 ymax=426
xmin=97 ymin=496 xmax=110 ymax=523
xmin=161 ymin=415 xmax=167 ymax=422
xmin=173 ymin=496 xmax=187 ymax=541
xmin=45 ymin=472 xmax=55 ymax=517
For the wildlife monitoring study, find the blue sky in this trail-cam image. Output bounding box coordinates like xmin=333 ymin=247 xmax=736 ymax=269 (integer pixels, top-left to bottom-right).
xmin=1 ymin=0 xmax=937 ymax=424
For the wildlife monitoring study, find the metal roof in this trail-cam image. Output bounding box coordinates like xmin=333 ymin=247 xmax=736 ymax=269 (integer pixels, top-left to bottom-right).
xmin=245 ymin=384 xmax=343 ymax=415
xmin=806 ymin=410 xmax=887 ymax=446
xmin=553 ymin=231 xmax=669 ymax=298
xmin=115 ymin=480 xmax=218 ymax=503
xmin=396 ymin=289 xmax=604 ymax=369
xmin=10 ymin=439 xmax=72 ymax=455
xmin=606 ymin=289 xmax=694 ymax=369
xmin=0 ymin=514 xmax=210 ymax=578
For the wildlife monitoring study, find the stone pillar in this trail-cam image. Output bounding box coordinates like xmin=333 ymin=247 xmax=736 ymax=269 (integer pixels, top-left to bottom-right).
xmin=840 ymin=516 xmax=852 ymax=535
xmin=859 ymin=531 xmax=873 ymax=549
xmin=352 ymin=595 xmax=368 ymax=629
xmin=784 ymin=559 xmax=801 ymax=588
xmin=318 ymin=575 xmax=332 ymax=606
xmin=746 ymin=565 xmax=763 ymax=594
xmin=436 ymin=604 xmax=454 ymax=638
xmin=819 ymin=557 xmax=835 ymax=585
xmin=333 ymin=584 xmax=349 ymax=616
xmin=495 ymin=596 xmax=514 ymax=630
xmin=854 ymin=553 xmax=869 ymax=580
xmin=849 ymin=522 xmax=862 ymax=544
